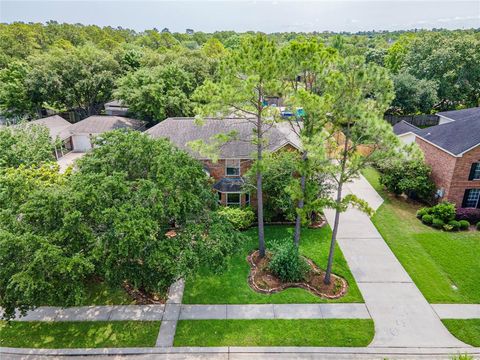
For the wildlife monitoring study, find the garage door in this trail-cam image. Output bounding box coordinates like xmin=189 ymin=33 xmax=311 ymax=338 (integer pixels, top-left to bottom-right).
xmin=72 ymin=135 xmax=92 ymax=152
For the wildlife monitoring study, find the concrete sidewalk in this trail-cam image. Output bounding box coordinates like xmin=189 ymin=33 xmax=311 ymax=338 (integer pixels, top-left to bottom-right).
xmin=324 ymin=175 xmax=468 ymax=348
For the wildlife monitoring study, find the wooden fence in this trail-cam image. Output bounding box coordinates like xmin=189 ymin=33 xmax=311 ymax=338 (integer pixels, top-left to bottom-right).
xmin=384 ymin=114 xmax=439 ymax=127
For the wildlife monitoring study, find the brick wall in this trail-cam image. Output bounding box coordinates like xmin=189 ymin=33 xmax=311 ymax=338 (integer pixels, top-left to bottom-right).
xmin=416 ymin=137 xmax=457 ymax=200
xmin=449 ymin=146 xmax=480 ymax=207
xmin=202 ymin=158 xmax=253 ymax=206
xmin=416 ymin=137 xmax=480 ymax=207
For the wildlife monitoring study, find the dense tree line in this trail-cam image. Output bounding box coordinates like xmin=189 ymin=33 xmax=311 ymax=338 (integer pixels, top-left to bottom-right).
xmin=0 ymin=22 xmax=478 ymax=123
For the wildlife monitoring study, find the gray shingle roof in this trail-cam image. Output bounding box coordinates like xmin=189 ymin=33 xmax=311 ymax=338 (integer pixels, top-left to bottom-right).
xmin=417 ymin=110 xmax=480 ymax=155
xmin=392 ymin=120 xmax=422 ymax=136
xmin=146 ymin=117 xmax=301 ymax=159
xmin=437 ymin=107 xmax=480 ymax=122
xmin=68 ymin=116 xmax=145 ymax=135
xmin=213 ymin=177 xmax=245 ymax=192
xmin=31 ymin=115 xmax=72 ymax=140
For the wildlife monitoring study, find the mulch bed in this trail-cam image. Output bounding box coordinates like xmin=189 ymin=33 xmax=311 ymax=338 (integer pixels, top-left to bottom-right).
xmin=247 ymin=250 xmax=348 ymax=299
xmin=122 ymin=282 xmax=166 ymax=305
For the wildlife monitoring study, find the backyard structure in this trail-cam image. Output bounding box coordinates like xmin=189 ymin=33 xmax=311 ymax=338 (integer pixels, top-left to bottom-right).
xmin=392 ymin=107 xmax=480 ymax=208
xmin=146 ymin=117 xmax=301 ymax=207
xmin=29 ymin=115 xmax=73 ymax=159
xmin=67 ymin=115 xmax=146 ymax=152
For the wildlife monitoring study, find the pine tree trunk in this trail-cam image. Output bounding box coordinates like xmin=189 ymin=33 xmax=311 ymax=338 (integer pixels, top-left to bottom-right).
xmin=294 ymin=152 xmax=307 ymax=247
xmin=324 ymin=181 xmax=343 ymax=285
xmin=256 ymin=111 xmax=265 ymax=258
xmin=324 ymin=132 xmax=349 ymax=285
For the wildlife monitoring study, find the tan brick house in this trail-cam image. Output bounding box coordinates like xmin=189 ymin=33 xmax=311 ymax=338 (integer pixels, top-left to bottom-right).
xmin=395 ymin=107 xmax=480 ymax=209
xmin=146 ymin=117 xmax=301 ymax=207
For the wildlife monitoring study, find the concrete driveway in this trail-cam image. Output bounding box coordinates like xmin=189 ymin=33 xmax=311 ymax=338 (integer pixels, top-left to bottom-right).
xmin=56 ymin=152 xmax=86 ymax=173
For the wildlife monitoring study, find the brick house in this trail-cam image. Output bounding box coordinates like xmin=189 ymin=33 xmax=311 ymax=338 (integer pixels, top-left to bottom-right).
xmin=394 ymin=108 xmax=480 ymax=209
xmin=146 ymin=117 xmax=301 ymax=207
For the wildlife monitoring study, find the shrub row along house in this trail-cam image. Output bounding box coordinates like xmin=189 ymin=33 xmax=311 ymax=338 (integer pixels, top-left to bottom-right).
xmin=146 ymin=117 xmax=301 ymax=207
xmin=394 ymin=107 xmax=480 ymax=209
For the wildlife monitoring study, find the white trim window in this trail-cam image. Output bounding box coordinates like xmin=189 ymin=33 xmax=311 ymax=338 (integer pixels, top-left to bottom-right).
xmin=464 ymin=189 xmax=480 ymax=208
xmin=472 ymin=163 xmax=480 ymax=180
xmin=225 ymin=159 xmax=240 ymax=176
xmin=226 ymin=193 xmax=241 ymax=207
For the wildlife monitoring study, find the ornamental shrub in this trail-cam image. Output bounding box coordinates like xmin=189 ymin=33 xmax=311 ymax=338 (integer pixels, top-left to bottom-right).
xmin=422 ymin=214 xmax=433 ymax=225
xmin=477 ymin=222 xmax=480 ymax=230
xmin=416 ymin=208 xmax=429 ymax=219
xmin=216 ymin=206 xmax=255 ymax=230
xmin=430 ymin=202 xmax=456 ymax=223
xmin=432 ymin=218 xmax=445 ymax=229
xmin=379 ymin=159 xmax=436 ymax=203
xmin=268 ymin=239 xmax=309 ymax=283
xmin=456 ymin=208 xmax=480 ymax=224
xmin=458 ymin=220 xmax=470 ymax=230
xmin=447 ymin=220 xmax=460 ymax=231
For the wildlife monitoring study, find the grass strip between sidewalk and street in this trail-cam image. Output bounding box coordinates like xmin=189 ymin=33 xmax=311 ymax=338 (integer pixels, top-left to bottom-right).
xmin=174 ymin=319 xmax=374 ymax=347
xmin=0 ymin=321 xmax=160 ymax=348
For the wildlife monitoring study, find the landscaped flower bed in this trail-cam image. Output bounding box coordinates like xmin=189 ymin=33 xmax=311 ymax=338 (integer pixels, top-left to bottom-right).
xmin=247 ymin=250 xmax=348 ymax=299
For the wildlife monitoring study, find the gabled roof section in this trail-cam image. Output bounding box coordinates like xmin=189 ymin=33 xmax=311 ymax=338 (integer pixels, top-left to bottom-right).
xmin=437 ymin=107 xmax=480 ymax=122
xmin=68 ymin=116 xmax=145 ymax=135
xmin=392 ymin=120 xmax=422 ymax=136
xmin=31 ymin=115 xmax=72 ymax=140
xmin=146 ymin=117 xmax=301 ymax=159
xmin=416 ymin=109 xmax=480 ymax=156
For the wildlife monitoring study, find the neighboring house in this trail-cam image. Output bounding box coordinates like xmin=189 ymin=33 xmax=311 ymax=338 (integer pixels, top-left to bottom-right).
xmin=67 ymin=115 xmax=146 ymax=152
xmin=30 ymin=115 xmax=73 ymax=159
xmin=399 ymin=107 xmax=480 ymax=209
xmin=146 ymin=117 xmax=301 ymax=207
xmin=392 ymin=120 xmax=423 ymax=145
xmin=104 ymin=100 xmax=129 ymax=116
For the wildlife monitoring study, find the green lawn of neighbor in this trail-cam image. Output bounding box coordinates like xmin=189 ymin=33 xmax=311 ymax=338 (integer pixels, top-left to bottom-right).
xmin=0 ymin=321 xmax=160 ymax=348
xmin=183 ymin=225 xmax=363 ymax=304
xmin=442 ymin=320 xmax=480 ymax=347
xmin=174 ymin=319 xmax=374 ymax=347
xmin=362 ymin=167 xmax=480 ymax=303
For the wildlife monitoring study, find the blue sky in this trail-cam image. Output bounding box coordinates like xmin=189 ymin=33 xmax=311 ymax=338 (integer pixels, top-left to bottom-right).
xmin=1 ymin=1 xmax=479 ymax=33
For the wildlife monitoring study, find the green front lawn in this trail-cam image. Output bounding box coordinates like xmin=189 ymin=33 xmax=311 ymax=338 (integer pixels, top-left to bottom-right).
xmin=183 ymin=225 xmax=363 ymax=304
xmin=0 ymin=321 xmax=160 ymax=348
xmin=442 ymin=320 xmax=480 ymax=347
xmin=363 ymin=167 xmax=480 ymax=303
xmin=174 ymin=319 xmax=374 ymax=347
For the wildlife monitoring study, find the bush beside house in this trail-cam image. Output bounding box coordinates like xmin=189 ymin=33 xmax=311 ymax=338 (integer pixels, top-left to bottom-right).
xmin=417 ymin=202 xmax=478 ymax=231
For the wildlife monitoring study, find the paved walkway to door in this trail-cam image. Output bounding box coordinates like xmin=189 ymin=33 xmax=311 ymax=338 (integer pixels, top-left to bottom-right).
xmin=324 ymin=175 xmax=468 ymax=348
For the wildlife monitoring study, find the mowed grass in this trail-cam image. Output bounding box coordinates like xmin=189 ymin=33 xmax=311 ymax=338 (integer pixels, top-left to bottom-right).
xmin=362 ymin=167 xmax=480 ymax=303
xmin=174 ymin=319 xmax=374 ymax=347
xmin=183 ymin=225 xmax=363 ymax=304
xmin=442 ymin=320 xmax=480 ymax=347
xmin=0 ymin=321 xmax=160 ymax=348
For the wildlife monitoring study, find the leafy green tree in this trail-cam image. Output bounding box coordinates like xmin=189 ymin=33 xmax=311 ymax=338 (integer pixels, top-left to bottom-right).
xmin=379 ymin=152 xmax=436 ymax=203
xmin=322 ymin=56 xmax=398 ymax=284
xmin=0 ymin=123 xmax=54 ymax=168
xmin=194 ymin=34 xmax=283 ymax=258
xmin=391 ymin=72 xmax=439 ymax=114
xmin=0 ymin=164 xmax=95 ymax=319
xmin=0 ymin=61 xmax=39 ymax=120
xmin=245 ymin=151 xmax=300 ymax=222
xmin=281 ymin=37 xmax=337 ymax=245
xmin=27 ymin=45 xmax=120 ymax=117
xmin=71 ymin=130 xmax=220 ymax=293
xmin=115 ymin=64 xmax=196 ymax=124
